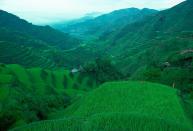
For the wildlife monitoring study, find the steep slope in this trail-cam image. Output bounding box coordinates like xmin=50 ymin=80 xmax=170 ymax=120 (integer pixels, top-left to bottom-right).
xmin=0 ymin=10 xmax=83 ymax=68
xmin=111 ymin=0 xmax=193 ymax=44
xmin=96 ymin=0 xmax=193 ymax=73
xmin=11 ymin=81 xmax=193 ymax=131
xmin=58 ymin=8 xmax=157 ymax=39
xmin=0 ymin=10 xmax=81 ymax=49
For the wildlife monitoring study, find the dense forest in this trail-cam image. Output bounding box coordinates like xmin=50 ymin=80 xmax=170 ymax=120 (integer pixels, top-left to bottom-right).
xmin=0 ymin=0 xmax=193 ymax=130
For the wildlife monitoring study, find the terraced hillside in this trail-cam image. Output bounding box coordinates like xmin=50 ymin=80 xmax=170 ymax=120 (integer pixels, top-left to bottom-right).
xmin=0 ymin=10 xmax=82 ymax=68
xmin=103 ymin=0 xmax=193 ymax=73
xmin=0 ymin=64 xmax=96 ymax=130
xmin=11 ymin=81 xmax=193 ymax=131
xmin=0 ymin=41 xmax=56 ymax=68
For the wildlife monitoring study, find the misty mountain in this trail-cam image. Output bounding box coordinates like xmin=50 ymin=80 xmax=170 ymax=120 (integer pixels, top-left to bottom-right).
xmin=56 ymin=8 xmax=158 ymax=39
xmin=60 ymin=0 xmax=193 ymax=74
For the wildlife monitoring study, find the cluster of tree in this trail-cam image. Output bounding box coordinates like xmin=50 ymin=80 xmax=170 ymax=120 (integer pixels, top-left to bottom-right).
xmin=82 ymin=58 xmax=124 ymax=84
xmin=0 ymin=92 xmax=70 ymax=131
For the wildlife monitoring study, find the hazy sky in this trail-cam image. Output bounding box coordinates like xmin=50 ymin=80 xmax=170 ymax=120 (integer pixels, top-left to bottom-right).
xmin=0 ymin=0 xmax=185 ymax=25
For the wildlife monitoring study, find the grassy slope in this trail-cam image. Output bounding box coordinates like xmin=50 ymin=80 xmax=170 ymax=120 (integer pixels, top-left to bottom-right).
xmin=11 ymin=81 xmax=193 ymax=131
xmin=0 ymin=64 xmax=96 ymax=130
xmin=0 ymin=63 xmax=96 ymax=98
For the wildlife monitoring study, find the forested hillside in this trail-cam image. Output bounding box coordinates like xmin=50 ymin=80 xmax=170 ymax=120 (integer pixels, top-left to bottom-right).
xmin=0 ymin=10 xmax=83 ymax=68
xmin=0 ymin=10 xmax=81 ymax=49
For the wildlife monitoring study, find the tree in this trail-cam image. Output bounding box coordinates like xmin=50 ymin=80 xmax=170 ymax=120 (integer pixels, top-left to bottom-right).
xmin=82 ymin=58 xmax=124 ymax=84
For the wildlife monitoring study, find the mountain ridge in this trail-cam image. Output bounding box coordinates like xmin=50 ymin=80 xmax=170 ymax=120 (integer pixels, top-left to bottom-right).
xmin=56 ymin=8 xmax=158 ymax=39
xmin=0 ymin=10 xmax=81 ymax=50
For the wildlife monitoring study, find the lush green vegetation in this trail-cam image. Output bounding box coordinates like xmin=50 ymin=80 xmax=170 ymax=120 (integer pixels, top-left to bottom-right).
xmin=0 ymin=10 xmax=82 ymax=68
xmin=0 ymin=64 xmax=96 ymax=130
xmin=1 ymin=0 xmax=193 ymax=130
xmin=11 ymin=81 xmax=193 ymax=131
xmin=82 ymin=58 xmax=124 ymax=84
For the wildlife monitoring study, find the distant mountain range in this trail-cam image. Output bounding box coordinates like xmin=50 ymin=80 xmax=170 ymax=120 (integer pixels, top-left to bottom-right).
xmin=54 ymin=0 xmax=193 ymax=74
xmin=52 ymin=12 xmax=103 ymax=31
xmin=55 ymin=8 xmax=158 ymax=39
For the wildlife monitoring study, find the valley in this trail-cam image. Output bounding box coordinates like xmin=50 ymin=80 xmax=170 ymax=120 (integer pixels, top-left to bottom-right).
xmin=0 ymin=0 xmax=193 ymax=130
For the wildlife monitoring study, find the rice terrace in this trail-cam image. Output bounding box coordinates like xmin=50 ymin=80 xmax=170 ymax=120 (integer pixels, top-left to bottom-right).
xmin=0 ymin=0 xmax=193 ymax=130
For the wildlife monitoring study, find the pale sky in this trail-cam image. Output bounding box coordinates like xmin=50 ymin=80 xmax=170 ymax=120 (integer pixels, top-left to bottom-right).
xmin=0 ymin=0 xmax=185 ymax=25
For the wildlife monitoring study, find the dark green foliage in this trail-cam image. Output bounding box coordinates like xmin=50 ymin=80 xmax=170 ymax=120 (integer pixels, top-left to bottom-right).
xmin=40 ymin=69 xmax=48 ymax=81
xmin=83 ymin=58 xmax=124 ymax=84
xmin=63 ymin=75 xmax=68 ymax=88
xmin=51 ymin=73 xmax=56 ymax=88
xmin=77 ymin=74 xmax=83 ymax=84
xmin=0 ymin=110 xmax=17 ymax=131
xmin=69 ymin=72 xmax=74 ymax=79
xmin=73 ymin=83 xmax=79 ymax=90
xmin=86 ymin=78 xmax=94 ymax=88
xmin=131 ymin=66 xmax=193 ymax=91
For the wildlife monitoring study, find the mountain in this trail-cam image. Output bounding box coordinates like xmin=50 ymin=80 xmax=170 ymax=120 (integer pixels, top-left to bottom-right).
xmin=0 ymin=10 xmax=82 ymax=68
xmin=52 ymin=12 xmax=102 ymax=30
xmin=104 ymin=0 xmax=193 ymax=73
xmin=0 ymin=10 xmax=81 ymax=50
xmin=110 ymin=0 xmax=193 ymax=44
xmin=56 ymin=0 xmax=193 ymax=84
xmin=56 ymin=8 xmax=157 ymax=39
xmin=50 ymin=8 xmax=158 ymax=68
xmin=40 ymin=0 xmax=193 ymax=74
